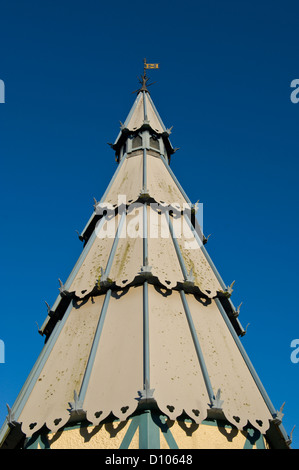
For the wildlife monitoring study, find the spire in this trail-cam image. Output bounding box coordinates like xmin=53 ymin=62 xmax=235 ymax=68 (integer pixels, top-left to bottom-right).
xmin=0 ymin=72 xmax=292 ymax=450
xmin=112 ymin=61 xmax=175 ymax=164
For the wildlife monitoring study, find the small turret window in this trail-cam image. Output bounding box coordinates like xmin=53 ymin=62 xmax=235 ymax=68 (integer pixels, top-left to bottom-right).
xmin=132 ymin=135 xmax=142 ymax=149
xmin=150 ymin=134 xmax=160 ymax=151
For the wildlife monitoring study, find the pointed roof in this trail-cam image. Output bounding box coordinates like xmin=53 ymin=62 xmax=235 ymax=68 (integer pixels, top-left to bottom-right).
xmin=0 ymin=77 xmax=292 ymax=449
xmin=122 ymin=90 xmax=166 ymax=134
xmin=112 ymin=80 xmax=175 ymax=163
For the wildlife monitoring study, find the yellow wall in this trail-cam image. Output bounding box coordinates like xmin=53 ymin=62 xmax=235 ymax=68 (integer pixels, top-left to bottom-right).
xmin=43 ymin=416 xmax=267 ymax=449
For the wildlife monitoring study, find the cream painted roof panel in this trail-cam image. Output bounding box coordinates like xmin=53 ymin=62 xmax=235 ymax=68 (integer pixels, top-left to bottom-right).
xmin=125 ymin=92 xmax=145 ymax=131
xmin=125 ymin=92 xmax=165 ymax=134
xmin=109 ymin=205 xmax=144 ymax=288
xmin=148 ymin=286 xmax=209 ymax=424
xmin=145 ymin=94 xmax=165 ymax=134
xmin=84 ymin=287 xmax=143 ymax=425
xmin=177 ymin=215 xmax=222 ymax=297
xmin=186 ymin=294 xmax=273 ymax=433
xmin=148 ymin=206 xmax=184 ymax=289
xmin=147 ymin=155 xmax=188 ymax=206
xmin=67 ymin=214 xmax=120 ymax=297
xmin=104 ymin=153 xmax=143 ymax=206
xmin=18 ymin=296 xmax=105 ymax=437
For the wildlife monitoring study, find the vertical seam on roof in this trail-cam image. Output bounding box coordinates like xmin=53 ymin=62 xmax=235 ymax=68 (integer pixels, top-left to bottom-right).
xmin=180 ymin=290 xmax=214 ymax=405
xmin=79 ymin=290 xmax=112 ymax=404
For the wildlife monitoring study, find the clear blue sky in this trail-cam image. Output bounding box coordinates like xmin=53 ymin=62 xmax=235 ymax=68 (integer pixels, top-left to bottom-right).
xmin=0 ymin=0 xmax=298 ymax=448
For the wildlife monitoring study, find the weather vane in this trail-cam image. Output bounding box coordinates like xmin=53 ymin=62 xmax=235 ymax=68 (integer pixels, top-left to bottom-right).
xmin=133 ymin=58 xmax=159 ymax=94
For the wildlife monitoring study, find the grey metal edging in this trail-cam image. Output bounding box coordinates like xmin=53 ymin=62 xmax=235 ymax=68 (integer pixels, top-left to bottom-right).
xmin=214 ymin=297 xmax=276 ymax=416
xmin=79 ymin=289 xmax=112 ymax=403
xmin=104 ymin=210 xmax=126 ymax=278
xmin=180 ymin=290 xmax=215 ymax=405
xmin=143 ymin=281 xmax=150 ymax=389
xmin=143 ymin=203 xmax=148 ymax=265
xmin=143 ymin=91 xmax=148 ymax=121
xmin=142 ymin=148 xmax=147 ymax=190
xmin=166 ymin=211 xmax=188 ymax=280
xmin=0 ymin=299 xmax=75 ymax=444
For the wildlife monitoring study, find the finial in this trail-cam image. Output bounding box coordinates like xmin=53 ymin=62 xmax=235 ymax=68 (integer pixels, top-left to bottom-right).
xmin=132 ymin=58 xmax=159 ymax=94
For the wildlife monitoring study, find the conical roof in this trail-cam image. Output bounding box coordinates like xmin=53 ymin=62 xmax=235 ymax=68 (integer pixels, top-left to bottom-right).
xmin=0 ymin=79 xmax=291 ymax=449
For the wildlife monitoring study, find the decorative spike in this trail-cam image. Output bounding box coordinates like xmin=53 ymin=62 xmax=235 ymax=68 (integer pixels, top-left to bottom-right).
xmin=140 ymin=261 xmax=152 ymax=275
xmin=139 ymin=188 xmax=150 ymax=199
xmin=227 ymin=280 xmax=235 ymax=294
xmin=287 ymin=425 xmax=296 ymax=445
xmin=232 ymin=302 xmax=243 ymax=318
xmin=58 ymin=278 xmax=64 ymax=290
xmin=138 ymin=378 xmax=155 ymax=402
xmin=191 ymin=200 xmax=199 ymax=213
xmin=210 ymin=389 xmax=224 ymax=410
xmin=6 ymin=404 xmax=16 ymax=427
xmin=203 ymin=234 xmax=211 ymax=245
xmin=185 ymin=268 xmax=195 ymax=284
xmin=273 ymin=402 xmax=285 ymax=425
xmin=93 ymin=197 xmax=98 ymax=210
xmin=100 ymin=266 xmax=107 ymax=282
xmin=68 ymin=390 xmax=83 ymax=414
xmin=221 ymin=280 xmax=235 ymax=298
xmin=58 ymin=278 xmax=68 ymax=296
xmin=45 ymin=301 xmax=51 ymax=315
xmin=97 ymin=267 xmax=113 ymax=288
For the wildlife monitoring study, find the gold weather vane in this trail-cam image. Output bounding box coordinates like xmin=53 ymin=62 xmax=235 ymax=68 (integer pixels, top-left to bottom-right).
xmin=143 ymin=58 xmax=159 ymax=72
xmin=132 ymin=58 xmax=160 ymax=94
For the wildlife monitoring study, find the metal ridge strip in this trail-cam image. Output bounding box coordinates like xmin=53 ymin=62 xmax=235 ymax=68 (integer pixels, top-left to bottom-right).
xmin=79 ymin=290 xmax=112 ymax=404
xmin=180 ymin=290 xmax=214 ymax=405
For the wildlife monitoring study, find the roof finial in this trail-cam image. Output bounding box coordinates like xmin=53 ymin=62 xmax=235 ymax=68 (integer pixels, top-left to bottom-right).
xmin=132 ymin=58 xmax=159 ymax=94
